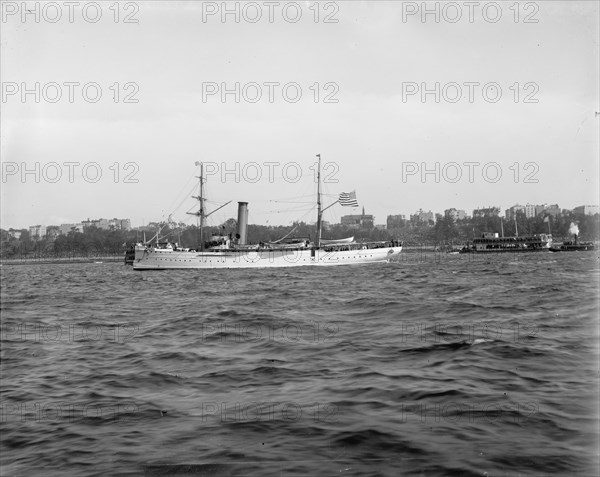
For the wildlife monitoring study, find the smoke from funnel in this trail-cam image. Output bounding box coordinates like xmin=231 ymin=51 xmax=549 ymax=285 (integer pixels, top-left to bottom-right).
xmin=569 ymin=222 xmax=579 ymax=235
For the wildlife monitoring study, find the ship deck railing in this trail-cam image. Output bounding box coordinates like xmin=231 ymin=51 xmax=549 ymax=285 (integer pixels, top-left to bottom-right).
xmin=152 ymin=241 xmax=402 ymax=254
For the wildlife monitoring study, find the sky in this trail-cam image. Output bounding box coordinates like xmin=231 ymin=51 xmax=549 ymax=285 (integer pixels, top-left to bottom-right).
xmin=1 ymin=0 xmax=599 ymax=230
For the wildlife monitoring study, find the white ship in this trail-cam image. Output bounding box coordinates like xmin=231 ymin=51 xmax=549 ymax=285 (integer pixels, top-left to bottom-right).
xmin=133 ymin=155 xmax=402 ymax=270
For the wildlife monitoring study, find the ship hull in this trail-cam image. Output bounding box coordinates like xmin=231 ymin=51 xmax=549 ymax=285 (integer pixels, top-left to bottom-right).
xmin=459 ymin=248 xmax=550 ymax=254
xmin=549 ymin=245 xmax=596 ymax=252
xmin=133 ymin=246 xmax=402 ymax=270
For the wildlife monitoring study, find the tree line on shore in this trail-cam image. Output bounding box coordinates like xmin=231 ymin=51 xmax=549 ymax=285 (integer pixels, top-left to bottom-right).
xmin=1 ymin=211 xmax=598 ymax=259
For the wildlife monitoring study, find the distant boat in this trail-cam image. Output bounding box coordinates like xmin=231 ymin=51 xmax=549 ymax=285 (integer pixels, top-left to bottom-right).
xmin=459 ymin=232 xmax=552 ymax=253
xmin=549 ymin=234 xmax=596 ymax=252
xmin=132 ymin=156 xmax=402 ymax=270
xmin=444 ymin=243 xmax=461 ymax=254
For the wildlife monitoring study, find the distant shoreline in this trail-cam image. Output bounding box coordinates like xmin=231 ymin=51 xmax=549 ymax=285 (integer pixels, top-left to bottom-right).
xmin=0 ymin=256 xmax=124 ymax=265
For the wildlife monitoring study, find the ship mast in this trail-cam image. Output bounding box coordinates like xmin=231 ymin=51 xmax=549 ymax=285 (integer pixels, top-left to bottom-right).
xmin=198 ymin=163 xmax=205 ymax=250
xmin=316 ymin=153 xmax=322 ymax=248
xmin=187 ymin=162 xmax=231 ymax=251
xmin=315 ymin=154 xmax=343 ymax=246
xmin=187 ymin=162 xmax=206 ymax=251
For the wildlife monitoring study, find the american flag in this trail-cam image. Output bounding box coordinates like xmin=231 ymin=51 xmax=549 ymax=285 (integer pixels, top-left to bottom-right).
xmin=339 ymin=191 xmax=358 ymax=207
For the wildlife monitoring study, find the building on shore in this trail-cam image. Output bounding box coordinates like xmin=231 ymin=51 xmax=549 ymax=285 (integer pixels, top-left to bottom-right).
xmin=505 ymin=204 xmax=537 ymax=219
xmin=341 ymin=207 xmax=374 ymax=228
xmin=59 ymin=223 xmax=84 ymax=235
xmin=572 ymin=205 xmax=599 ymax=216
xmin=82 ymin=218 xmax=132 ymax=231
xmin=386 ymin=214 xmax=406 ymax=229
xmin=505 ymin=203 xmax=564 ymax=219
xmin=535 ymin=204 xmax=561 ymax=217
xmin=7 ymin=229 xmax=23 ymax=240
xmin=444 ymin=208 xmax=467 ymax=221
xmin=46 ymin=226 xmax=61 ymax=240
xmin=410 ymin=209 xmax=435 ymax=225
xmin=473 ymin=207 xmax=500 ymax=218
xmin=29 ymin=225 xmax=47 ymax=240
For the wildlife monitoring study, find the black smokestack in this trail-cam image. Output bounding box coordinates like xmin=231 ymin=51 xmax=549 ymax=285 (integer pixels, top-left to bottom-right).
xmin=237 ymin=202 xmax=248 ymax=245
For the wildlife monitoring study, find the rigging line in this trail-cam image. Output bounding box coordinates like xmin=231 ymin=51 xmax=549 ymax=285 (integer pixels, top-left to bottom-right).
xmin=263 ymin=172 xmax=319 ymax=179
xmin=269 ymin=210 xmax=314 ymax=215
xmin=269 ymin=204 xmax=312 ymax=210
xmin=268 ymin=200 xmax=314 ymax=204
xmin=268 ymin=209 xmax=310 ymax=214
xmin=165 ymin=175 xmax=196 ymax=216
xmin=277 ymin=192 xmax=314 ymax=196
xmin=273 ymin=194 xmax=315 ymax=199
xmin=272 ymin=208 xmax=316 ymax=228
xmin=205 ymin=199 xmax=232 ymax=205
xmin=271 ymin=224 xmax=300 ymax=243
xmin=291 ymin=209 xmax=317 ymax=226
xmin=171 ymin=184 xmax=198 ymax=217
xmin=158 ymin=182 xmax=199 ymax=225
xmin=249 ymin=199 xmax=312 ymax=204
xmin=260 ymin=194 xmax=315 ymax=201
